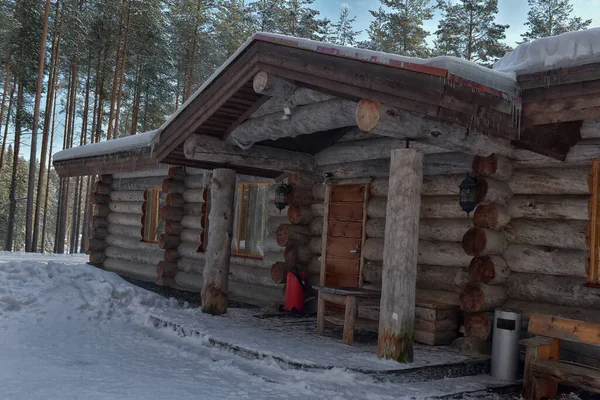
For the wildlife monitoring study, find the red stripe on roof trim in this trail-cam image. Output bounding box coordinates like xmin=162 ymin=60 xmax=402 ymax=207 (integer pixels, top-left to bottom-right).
xmin=388 ymin=59 xmax=448 ymax=77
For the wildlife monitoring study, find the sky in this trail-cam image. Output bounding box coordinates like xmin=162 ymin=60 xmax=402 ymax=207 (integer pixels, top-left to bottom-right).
xmin=313 ymin=0 xmax=600 ymax=46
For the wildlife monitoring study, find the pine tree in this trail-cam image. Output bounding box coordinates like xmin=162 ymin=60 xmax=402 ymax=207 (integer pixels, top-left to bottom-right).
xmin=279 ymin=0 xmax=323 ymax=39
xmin=332 ymin=6 xmax=361 ymax=46
xmin=363 ymin=0 xmax=434 ymax=57
xmin=435 ymin=0 xmax=510 ymax=66
xmin=521 ymin=0 xmax=592 ymax=42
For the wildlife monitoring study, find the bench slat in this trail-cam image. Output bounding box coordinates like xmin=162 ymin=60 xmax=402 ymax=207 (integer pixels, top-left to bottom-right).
xmin=531 ymin=359 xmax=600 ymax=395
xmin=528 ymin=314 xmax=600 ymax=347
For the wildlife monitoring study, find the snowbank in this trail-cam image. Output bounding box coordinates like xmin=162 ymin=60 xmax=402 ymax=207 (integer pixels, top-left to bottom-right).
xmin=53 ymin=129 xmax=159 ymax=162
xmin=494 ymin=28 xmax=600 ymax=74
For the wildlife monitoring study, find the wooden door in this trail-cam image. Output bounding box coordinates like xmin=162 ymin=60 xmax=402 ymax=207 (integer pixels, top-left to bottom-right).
xmin=324 ymin=183 xmax=368 ymax=288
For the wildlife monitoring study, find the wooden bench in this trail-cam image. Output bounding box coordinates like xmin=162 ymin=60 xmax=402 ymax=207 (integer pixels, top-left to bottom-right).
xmin=314 ymin=285 xmax=380 ymax=345
xmin=521 ymin=314 xmax=600 ymax=400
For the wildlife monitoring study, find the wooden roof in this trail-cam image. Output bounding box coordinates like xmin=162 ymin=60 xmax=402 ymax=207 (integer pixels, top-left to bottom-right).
xmin=54 ymin=148 xmax=161 ymax=177
xmin=156 ymin=36 xmax=521 ymax=165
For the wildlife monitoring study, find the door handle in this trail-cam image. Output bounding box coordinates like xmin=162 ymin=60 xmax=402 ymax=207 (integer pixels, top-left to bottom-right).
xmin=350 ymin=250 xmax=359 ymax=254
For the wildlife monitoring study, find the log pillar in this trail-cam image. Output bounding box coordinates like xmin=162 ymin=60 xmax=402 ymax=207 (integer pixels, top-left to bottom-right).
xmin=377 ymin=148 xmax=423 ymax=362
xmin=201 ymin=168 xmax=236 ymax=315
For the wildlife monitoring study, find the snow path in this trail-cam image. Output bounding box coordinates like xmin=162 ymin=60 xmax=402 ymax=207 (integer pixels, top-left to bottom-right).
xmin=0 ymin=253 xmax=508 ymax=399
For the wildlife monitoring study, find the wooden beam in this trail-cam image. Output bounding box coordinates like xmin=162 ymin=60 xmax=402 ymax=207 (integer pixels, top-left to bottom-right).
xmin=229 ymin=98 xmax=357 ymax=145
xmin=201 ymin=169 xmax=236 ymax=315
xmin=355 ymin=99 xmax=515 ymax=157
xmin=528 ymin=314 xmax=600 ymax=347
xmin=183 ymin=134 xmax=315 ymax=173
xmin=377 ymin=149 xmax=422 ymax=362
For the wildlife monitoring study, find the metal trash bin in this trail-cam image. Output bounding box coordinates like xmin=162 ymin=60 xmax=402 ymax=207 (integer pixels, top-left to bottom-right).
xmin=491 ymin=309 xmax=522 ymax=381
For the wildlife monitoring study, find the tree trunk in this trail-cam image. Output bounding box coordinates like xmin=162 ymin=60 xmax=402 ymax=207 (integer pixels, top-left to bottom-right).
xmin=25 ymin=0 xmax=52 ymax=253
xmin=5 ymin=82 xmax=23 ymax=251
xmin=0 ymin=50 xmax=12 ymax=179
xmin=201 ymin=169 xmax=236 ymax=315
xmin=378 ymin=149 xmax=422 ymax=363
xmin=112 ymin=5 xmax=130 ymax=139
xmin=41 ymin=78 xmax=59 ymax=252
xmin=0 ymin=76 xmax=15 ymax=181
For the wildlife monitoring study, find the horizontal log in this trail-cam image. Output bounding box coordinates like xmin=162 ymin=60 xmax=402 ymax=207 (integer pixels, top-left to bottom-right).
xmin=315 ymin=153 xmax=474 ymax=179
xmin=109 ymin=190 xmax=145 ymax=202
xmin=89 ymin=252 xmax=106 ymax=266
xmin=161 ymin=179 xmax=186 ymax=194
xmin=513 ymin=139 xmax=600 ymax=169
xmin=174 ymin=271 xmax=203 ymax=290
xmin=268 ymin=200 xmax=288 ymax=217
xmin=159 ymin=234 xmax=181 ymax=250
xmin=165 ymin=221 xmax=183 ymax=236
xmin=356 ymin=100 xmax=513 ymax=156
xmin=228 ymin=264 xmax=279 ymax=288
xmin=91 ymin=226 xmax=108 ymax=240
xmin=253 ymin=71 xmax=297 ymax=98
xmin=105 ymin=234 xmax=159 ymax=251
xmin=183 ymin=173 xmax=207 ymax=189
xmin=183 ymin=188 xmax=205 ymax=203
xmin=228 ymin=281 xmax=285 ymax=307
xmin=182 ymin=202 xmax=203 ymax=217
xmin=264 ymin=251 xmax=285 ymax=264
xmin=271 ymin=262 xmax=290 ymax=284
xmin=288 ymin=187 xmax=313 ymax=207
xmin=107 ymin=223 xmax=142 ymax=238
xmin=181 ymin=215 xmax=203 ymax=230
xmin=462 ymin=227 xmax=509 ymax=256
xmin=90 ymin=193 xmax=110 ymax=204
xmin=160 ymin=206 xmax=184 ymax=222
xmin=263 ymin=233 xmax=284 ymax=253
xmin=287 ymin=205 xmax=313 ymax=225
xmin=164 ymin=248 xmax=181 ymax=263
xmin=505 ymin=219 xmax=588 ymax=250
xmin=368 ymin=196 xmax=470 ymax=219
xmin=472 ymin=154 xmax=514 ymax=181
xmin=505 ymin=273 xmax=600 ymax=309
xmin=312 ymin=184 xmax=325 ymax=201
xmin=459 ymin=282 xmax=508 ymax=312
xmin=473 ymin=204 xmax=511 ymax=230
xmin=177 ymin=242 xmax=206 ymax=261
xmin=88 ymin=238 xmax=107 ymax=252
xmin=98 ymin=174 xmax=113 ymax=184
xmin=284 ymin=244 xmax=312 ymax=265
xmin=168 ymin=167 xmax=186 ymax=180
xmin=104 ymin=257 xmax=156 ymax=282
xmin=314 ymin=137 xmax=451 ymax=165
xmin=416 ymin=318 xmax=459 ymax=334
xmin=475 ymin=178 xmax=513 ymax=205
xmin=109 ymin=201 xmax=143 ymax=214
xmin=93 ymin=204 xmax=110 ymax=218
xmin=157 ymin=261 xmax=179 ymax=285
xmin=503 ymin=300 xmax=600 ymax=324
xmin=185 ymin=134 xmax=316 ymax=172
xmin=508 ymin=195 xmax=589 ymax=220
xmin=311 ymin=203 xmax=324 ymax=217
xmin=92 ymin=181 xmax=111 ymax=195
xmin=581 ymin=120 xmax=600 ymax=139
xmin=176 ymin=257 xmax=203 ymax=273
xmin=365 ymin=238 xmax=472 ymax=267
xmin=107 ymin=213 xmax=142 ymax=227
xmin=420 ymin=219 xmax=473 ymax=243
xmin=309 ymin=217 xmax=323 ymax=236
xmin=166 ymin=193 xmax=185 ymax=207
xmin=111 ymin=176 xmax=164 ymax=191
xmin=468 ymin=256 xmax=510 ymax=284
xmin=371 ymin=175 xmax=464 ymax=198
xmin=252 ymin=86 xmax=334 ymax=119
xmin=267 ymin=216 xmax=289 ymax=234
xmin=105 ymin=246 xmax=164 ymax=266
xmin=508 ymin=168 xmax=590 ymax=195
xmin=112 ymin=168 xmax=168 ymax=179
xmin=503 ymin=244 xmax=588 ymax=278
xmin=464 ymin=312 xmax=493 ymax=341
xmin=308 ymin=237 xmax=321 ymax=255
xmin=276 ymin=224 xmax=310 ymax=247
xmin=179 ymin=229 xmax=202 ymax=244
xmin=362 ymin=260 xmax=383 ymax=287
xmin=416 ymin=265 xmax=468 ymax=293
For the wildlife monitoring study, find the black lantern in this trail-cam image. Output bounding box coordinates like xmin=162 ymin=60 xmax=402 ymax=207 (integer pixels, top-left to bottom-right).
xmin=459 ymin=173 xmax=478 ymax=216
xmin=275 ymin=183 xmax=291 ymax=212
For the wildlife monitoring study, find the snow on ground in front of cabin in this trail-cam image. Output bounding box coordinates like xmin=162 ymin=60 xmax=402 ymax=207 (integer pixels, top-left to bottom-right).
xmin=0 ymin=252 xmax=512 ymax=399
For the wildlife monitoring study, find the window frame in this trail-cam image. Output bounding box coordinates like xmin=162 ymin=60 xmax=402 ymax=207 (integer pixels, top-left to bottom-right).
xmin=142 ymin=187 xmax=163 ymax=244
xmin=200 ymin=182 xmax=270 ymax=259
xmin=589 ymin=161 xmax=600 ymax=286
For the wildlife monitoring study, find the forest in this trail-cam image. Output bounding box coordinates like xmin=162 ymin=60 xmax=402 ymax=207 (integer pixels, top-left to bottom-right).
xmin=0 ymin=0 xmax=592 ymax=254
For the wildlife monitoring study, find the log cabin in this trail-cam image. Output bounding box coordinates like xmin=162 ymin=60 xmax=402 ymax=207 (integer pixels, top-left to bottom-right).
xmin=54 ymin=30 xmax=600 ymax=363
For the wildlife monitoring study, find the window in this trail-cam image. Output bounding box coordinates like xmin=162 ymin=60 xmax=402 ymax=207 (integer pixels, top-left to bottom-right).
xmin=201 ymin=182 xmax=270 ymax=258
xmin=143 ymin=188 xmax=166 ymax=243
xmin=589 ymin=161 xmax=600 ymax=285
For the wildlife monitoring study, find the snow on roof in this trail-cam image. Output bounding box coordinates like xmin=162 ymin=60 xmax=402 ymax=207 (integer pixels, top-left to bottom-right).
xmin=53 ymin=130 xmax=159 ymax=162
xmin=494 ymin=28 xmax=600 ymax=74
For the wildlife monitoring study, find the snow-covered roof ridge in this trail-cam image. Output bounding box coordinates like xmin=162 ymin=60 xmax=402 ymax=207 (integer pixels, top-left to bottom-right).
xmin=494 ymin=28 xmax=600 ymax=74
xmin=53 ymin=130 xmax=159 ymax=162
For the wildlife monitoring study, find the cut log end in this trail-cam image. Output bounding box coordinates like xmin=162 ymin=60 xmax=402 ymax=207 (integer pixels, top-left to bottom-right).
xmin=462 ymin=228 xmax=487 ymax=256
xmin=271 ymin=262 xmax=290 ymax=284
xmin=474 ymin=204 xmax=504 ymax=230
xmin=356 ymin=99 xmax=381 ymax=132
xmin=252 ymin=71 xmax=269 ymax=93
xmin=183 ymin=135 xmax=198 ymax=159
xmin=472 ymin=154 xmax=498 ymax=177
xmin=468 ymin=256 xmax=499 ymax=284
xmin=459 ymin=284 xmax=485 ymax=313
xmin=464 ymin=313 xmax=493 ymax=341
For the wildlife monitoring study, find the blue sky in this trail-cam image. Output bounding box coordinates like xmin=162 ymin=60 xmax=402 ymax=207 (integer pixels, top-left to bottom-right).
xmin=313 ymin=0 xmax=600 ymax=46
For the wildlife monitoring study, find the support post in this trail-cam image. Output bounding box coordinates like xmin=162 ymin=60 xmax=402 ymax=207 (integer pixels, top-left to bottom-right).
xmin=377 ymin=148 xmax=423 ymax=362
xmin=201 ymin=168 xmax=236 ymax=315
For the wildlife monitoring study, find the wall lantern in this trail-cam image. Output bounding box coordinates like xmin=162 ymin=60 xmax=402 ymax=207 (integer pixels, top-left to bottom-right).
xmin=459 ymin=173 xmax=479 ymax=216
xmin=275 ymin=182 xmax=291 ymax=212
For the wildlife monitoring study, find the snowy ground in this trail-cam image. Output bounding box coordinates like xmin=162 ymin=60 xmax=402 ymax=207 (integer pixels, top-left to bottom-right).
xmin=0 ymin=252 xmax=519 ymax=399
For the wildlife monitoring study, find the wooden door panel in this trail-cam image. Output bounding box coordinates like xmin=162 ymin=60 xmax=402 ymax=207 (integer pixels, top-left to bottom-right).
xmin=325 ymin=273 xmax=360 ymax=288
xmin=326 ymin=255 xmax=360 ymax=275
xmin=327 ymin=219 xmax=362 ymax=238
xmin=330 ymin=185 xmax=366 ymax=203
xmin=328 ymin=202 xmax=363 ymax=221
xmin=326 ymin=237 xmax=361 ymax=258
